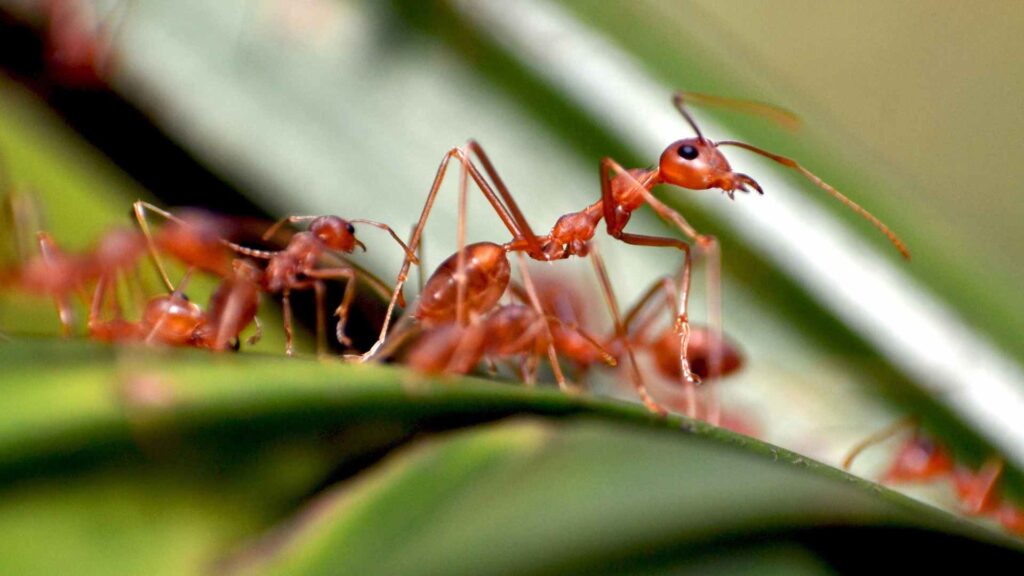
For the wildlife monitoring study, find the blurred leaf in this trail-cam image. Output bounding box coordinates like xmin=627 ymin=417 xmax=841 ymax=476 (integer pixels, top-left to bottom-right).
xmin=0 ymin=339 xmax=1020 ymax=575
xmin=243 ymin=417 xmax=1018 ymax=575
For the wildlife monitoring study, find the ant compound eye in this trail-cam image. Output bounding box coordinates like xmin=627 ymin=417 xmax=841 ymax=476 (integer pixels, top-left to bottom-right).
xmin=677 ymin=145 xmax=699 ymax=160
xmin=346 ymin=223 xmax=355 ymax=234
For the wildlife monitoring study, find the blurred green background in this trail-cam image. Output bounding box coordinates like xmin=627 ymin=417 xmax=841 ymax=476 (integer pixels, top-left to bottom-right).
xmin=0 ymin=0 xmax=1022 ymax=573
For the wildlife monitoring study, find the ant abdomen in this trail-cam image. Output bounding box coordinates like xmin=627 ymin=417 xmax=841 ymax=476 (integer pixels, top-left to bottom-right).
xmin=142 ymin=294 xmax=206 ymax=346
xmin=416 ymin=242 xmax=511 ymax=326
xmin=406 ymin=323 xmax=486 ymax=375
xmin=648 ymin=326 xmax=743 ymax=382
xmin=484 ymin=304 xmax=547 ymax=357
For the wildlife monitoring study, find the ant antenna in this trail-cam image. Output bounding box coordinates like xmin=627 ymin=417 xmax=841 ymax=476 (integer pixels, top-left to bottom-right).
xmin=678 ymin=91 xmax=802 ymax=132
xmin=842 ymin=416 xmax=917 ymax=471
xmin=672 ymin=92 xmax=705 ymax=142
xmin=715 ymin=140 xmax=911 ymax=259
xmin=262 ymin=215 xmax=318 ymax=241
xmin=349 ymin=219 xmax=418 ymax=262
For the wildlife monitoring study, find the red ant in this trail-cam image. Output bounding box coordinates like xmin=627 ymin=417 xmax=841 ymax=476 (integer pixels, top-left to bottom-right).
xmin=843 ymin=419 xmax=1023 ymax=532
xmin=403 ymin=252 xmax=617 ymax=384
xmin=88 ymin=260 xmax=261 ymax=351
xmin=376 ymin=93 xmax=906 ymax=413
xmin=375 ymin=159 xmax=623 ymax=396
xmin=368 ymin=145 xmax=668 ymax=412
xmin=6 ymin=227 xmax=148 ymax=336
xmin=221 ymin=212 xmax=417 ymax=356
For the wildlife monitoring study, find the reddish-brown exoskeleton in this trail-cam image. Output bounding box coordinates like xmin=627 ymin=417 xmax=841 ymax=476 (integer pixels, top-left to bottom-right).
xmin=133 ymin=201 xmax=241 ymax=280
xmin=369 ymin=145 xmax=667 ymax=412
xmin=135 ymin=201 xmax=413 ymax=355
xmin=842 ymin=421 xmax=1021 ymax=530
xmin=403 ymin=251 xmax=616 ymax=383
xmin=86 ymin=259 xmax=261 ymax=352
xmin=227 ymin=213 xmax=416 ymax=356
xmin=6 ymin=227 xmax=147 ymax=336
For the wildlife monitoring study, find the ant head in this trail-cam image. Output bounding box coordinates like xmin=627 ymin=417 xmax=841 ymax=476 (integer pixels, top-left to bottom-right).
xmin=309 ymin=216 xmax=364 ymax=253
xmin=658 ymin=139 xmax=763 ymax=196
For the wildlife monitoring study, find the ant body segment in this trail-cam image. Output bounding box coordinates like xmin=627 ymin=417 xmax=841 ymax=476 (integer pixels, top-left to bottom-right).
xmin=404 ymin=251 xmax=616 ymax=384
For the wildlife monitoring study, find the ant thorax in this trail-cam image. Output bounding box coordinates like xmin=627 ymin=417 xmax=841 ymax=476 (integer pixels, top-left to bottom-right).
xmin=610 ymin=169 xmax=656 ymax=209
xmin=263 ymin=232 xmax=321 ymax=292
xmin=542 ymin=203 xmax=602 ymax=259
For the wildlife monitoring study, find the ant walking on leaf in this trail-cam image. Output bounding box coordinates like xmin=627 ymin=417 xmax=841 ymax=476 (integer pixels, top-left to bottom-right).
xmin=374 ymin=92 xmax=907 ymax=415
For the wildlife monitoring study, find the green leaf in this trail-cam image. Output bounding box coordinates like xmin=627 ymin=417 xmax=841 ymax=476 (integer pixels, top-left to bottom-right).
xmin=0 ymin=339 xmax=1019 ymax=575
xmin=244 ymin=417 xmax=1020 ymax=575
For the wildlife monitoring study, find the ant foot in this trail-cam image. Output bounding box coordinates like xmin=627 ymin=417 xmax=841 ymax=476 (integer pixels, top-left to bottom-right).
xmin=357 ymin=341 xmax=383 ymax=363
xmin=335 ymin=322 xmax=352 ymax=348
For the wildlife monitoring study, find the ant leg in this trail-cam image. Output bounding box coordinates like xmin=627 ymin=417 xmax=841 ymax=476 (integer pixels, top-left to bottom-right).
xmin=615 ymin=232 xmax=700 ymax=416
xmin=465 ymin=140 xmax=545 ymax=257
xmin=621 ymin=275 xmax=678 ymax=344
xmin=132 ymin=200 xmax=177 ymax=291
xmin=413 ymin=224 xmax=425 ymax=293
xmin=314 ymin=280 xmax=326 ymax=356
xmin=246 ymin=316 xmax=263 ymax=346
xmin=455 ymin=152 xmax=470 ymax=325
xmin=600 ymin=157 xmax=705 ymax=244
xmin=364 ymin=147 xmax=540 ymax=360
xmin=36 ymin=232 xmax=75 ymax=336
xmin=957 ymin=458 xmax=1005 ymax=515
xmin=514 ymin=252 xmax=571 ymax=391
xmin=87 ymin=275 xmax=109 ymax=336
xmin=304 ymin=268 xmax=357 ymax=349
xmin=522 ymin=351 xmax=541 ymax=386
xmin=588 ymin=244 xmax=667 ymax=416
xmin=282 ymin=288 xmax=296 ymax=356
xmin=703 ymin=236 xmax=723 ymax=425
